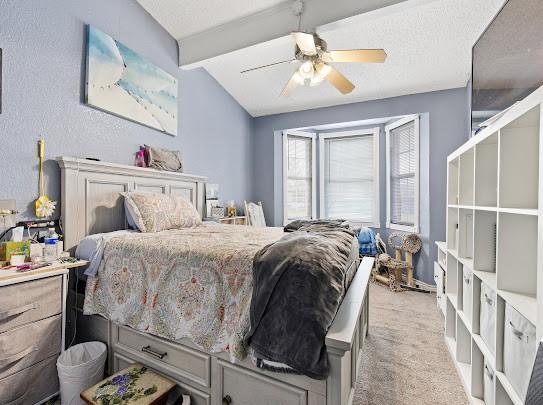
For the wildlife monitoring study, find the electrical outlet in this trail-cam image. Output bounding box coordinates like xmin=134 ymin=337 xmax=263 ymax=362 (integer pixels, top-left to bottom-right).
xmin=0 ymin=199 xmax=17 ymax=233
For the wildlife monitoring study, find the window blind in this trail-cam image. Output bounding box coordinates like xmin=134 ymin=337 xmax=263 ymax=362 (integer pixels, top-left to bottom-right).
xmin=323 ymin=134 xmax=374 ymax=222
xmin=286 ymin=135 xmax=313 ymax=220
xmin=389 ymin=120 xmax=416 ymax=227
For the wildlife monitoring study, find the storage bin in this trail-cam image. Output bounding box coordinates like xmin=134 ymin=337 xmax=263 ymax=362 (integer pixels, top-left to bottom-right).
xmin=480 ymin=282 xmax=496 ymax=354
xmin=503 ymin=303 xmax=537 ymax=401
xmin=483 ymin=360 xmax=495 ymax=405
xmin=462 ymin=267 xmax=472 ymax=322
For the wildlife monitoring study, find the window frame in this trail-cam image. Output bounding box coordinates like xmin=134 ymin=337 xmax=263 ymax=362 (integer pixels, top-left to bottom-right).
xmin=282 ymin=130 xmax=317 ymax=225
xmin=385 ymin=114 xmax=420 ymax=233
xmin=318 ymin=128 xmax=381 ymax=228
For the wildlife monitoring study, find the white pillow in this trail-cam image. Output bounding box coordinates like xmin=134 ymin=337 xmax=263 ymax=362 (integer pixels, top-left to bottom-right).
xmin=122 ymin=192 xmax=202 ymax=233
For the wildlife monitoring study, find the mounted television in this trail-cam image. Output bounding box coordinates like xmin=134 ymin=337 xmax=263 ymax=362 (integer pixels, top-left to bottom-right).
xmin=471 ymin=0 xmax=543 ymax=132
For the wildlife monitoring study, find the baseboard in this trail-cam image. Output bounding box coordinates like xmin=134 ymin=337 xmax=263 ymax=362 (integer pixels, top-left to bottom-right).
xmin=412 ymin=279 xmax=437 ymax=293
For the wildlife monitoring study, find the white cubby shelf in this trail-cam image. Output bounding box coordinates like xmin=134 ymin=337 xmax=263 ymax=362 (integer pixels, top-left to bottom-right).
xmin=444 ymin=86 xmax=543 ymax=405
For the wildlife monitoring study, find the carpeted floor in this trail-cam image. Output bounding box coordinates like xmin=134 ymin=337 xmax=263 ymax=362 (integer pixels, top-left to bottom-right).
xmin=353 ymin=283 xmax=468 ymax=405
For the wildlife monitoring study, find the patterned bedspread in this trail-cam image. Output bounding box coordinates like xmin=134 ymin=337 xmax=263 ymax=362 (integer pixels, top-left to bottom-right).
xmin=84 ymin=224 xmax=284 ymax=361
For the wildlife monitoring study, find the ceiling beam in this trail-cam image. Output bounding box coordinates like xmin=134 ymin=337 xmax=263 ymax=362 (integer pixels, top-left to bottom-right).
xmin=178 ymin=0 xmax=411 ymax=69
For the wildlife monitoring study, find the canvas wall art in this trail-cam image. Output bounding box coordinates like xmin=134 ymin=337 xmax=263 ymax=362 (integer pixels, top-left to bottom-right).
xmin=85 ymin=26 xmax=178 ymax=136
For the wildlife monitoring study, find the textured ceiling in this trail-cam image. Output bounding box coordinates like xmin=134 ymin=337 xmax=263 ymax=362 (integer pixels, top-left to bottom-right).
xmin=137 ymin=0 xmax=285 ymax=39
xmin=138 ymin=0 xmax=506 ymax=117
xmin=201 ymin=0 xmax=505 ymax=116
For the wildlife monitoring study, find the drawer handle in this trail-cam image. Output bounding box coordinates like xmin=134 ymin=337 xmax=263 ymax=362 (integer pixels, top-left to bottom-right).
xmin=0 ymin=303 xmax=37 ymax=320
xmin=141 ymin=345 xmax=167 ymax=360
xmin=509 ymin=321 xmax=529 ymax=343
xmin=484 ymin=364 xmax=494 ymax=380
xmin=222 ymin=395 xmax=232 ymax=405
xmin=0 ymin=345 xmax=38 ymax=366
xmin=484 ymin=294 xmax=493 ymax=306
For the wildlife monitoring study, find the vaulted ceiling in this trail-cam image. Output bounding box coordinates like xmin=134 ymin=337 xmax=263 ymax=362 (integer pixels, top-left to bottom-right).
xmin=138 ymin=0 xmax=506 ymax=117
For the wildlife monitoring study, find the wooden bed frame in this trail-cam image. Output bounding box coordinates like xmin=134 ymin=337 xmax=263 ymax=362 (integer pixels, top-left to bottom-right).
xmin=58 ymin=156 xmax=372 ymax=405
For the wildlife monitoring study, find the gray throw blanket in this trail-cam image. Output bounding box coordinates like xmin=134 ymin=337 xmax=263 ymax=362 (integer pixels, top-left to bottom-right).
xmin=284 ymin=218 xmax=349 ymax=232
xmin=245 ymin=223 xmax=359 ymax=379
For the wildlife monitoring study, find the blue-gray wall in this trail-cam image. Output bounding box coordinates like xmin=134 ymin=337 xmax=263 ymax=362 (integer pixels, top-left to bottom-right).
xmin=0 ymin=0 xmax=471 ymax=283
xmin=252 ymin=88 xmax=469 ymax=284
xmin=0 ymin=0 xmax=253 ymax=219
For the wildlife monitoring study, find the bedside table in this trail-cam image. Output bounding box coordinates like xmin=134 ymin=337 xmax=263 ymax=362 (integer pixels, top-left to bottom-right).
xmin=0 ymin=259 xmax=87 ymax=405
xmin=205 ymin=216 xmax=248 ymax=225
xmin=218 ymin=216 xmax=247 ymax=225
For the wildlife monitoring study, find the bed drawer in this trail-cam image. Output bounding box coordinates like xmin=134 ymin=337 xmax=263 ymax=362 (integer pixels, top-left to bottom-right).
xmin=114 ymin=352 xmax=211 ymax=405
xmin=0 ymin=276 xmax=62 ymax=334
xmin=217 ymin=359 xmax=307 ymax=405
xmin=114 ymin=325 xmax=211 ymax=388
xmin=0 ymin=355 xmax=59 ymax=405
xmin=0 ymin=314 xmax=61 ymax=380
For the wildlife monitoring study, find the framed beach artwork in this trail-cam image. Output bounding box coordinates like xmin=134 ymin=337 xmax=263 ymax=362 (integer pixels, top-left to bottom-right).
xmin=85 ymin=26 xmax=178 ymax=136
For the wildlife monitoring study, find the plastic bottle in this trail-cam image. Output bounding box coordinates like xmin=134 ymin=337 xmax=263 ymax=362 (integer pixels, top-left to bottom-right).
xmin=44 ymin=228 xmax=59 ymax=261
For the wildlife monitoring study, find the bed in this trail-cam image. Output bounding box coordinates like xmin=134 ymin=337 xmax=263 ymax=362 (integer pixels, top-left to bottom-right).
xmin=58 ymin=156 xmax=372 ymax=405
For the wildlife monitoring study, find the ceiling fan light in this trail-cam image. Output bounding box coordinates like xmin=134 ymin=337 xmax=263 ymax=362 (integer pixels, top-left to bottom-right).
xmin=293 ymin=71 xmax=305 ymax=84
xmin=298 ymin=61 xmax=315 ymax=79
xmin=310 ymin=64 xmax=332 ymax=86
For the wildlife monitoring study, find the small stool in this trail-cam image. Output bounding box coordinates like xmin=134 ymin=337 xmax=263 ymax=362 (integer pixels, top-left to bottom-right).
xmin=81 ymin=363 xmax=176 ymax=405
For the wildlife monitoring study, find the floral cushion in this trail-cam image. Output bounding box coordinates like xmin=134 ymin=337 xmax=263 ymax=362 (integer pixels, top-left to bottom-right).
xmin=123 ymin=192 xmax=202 ymax=233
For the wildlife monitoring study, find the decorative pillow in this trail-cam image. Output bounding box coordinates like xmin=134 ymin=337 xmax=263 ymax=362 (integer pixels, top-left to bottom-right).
xmin=122 ymin=192 xmax=201 ymax=232
xmin=144 ymin=145 xmax=183 ymax=172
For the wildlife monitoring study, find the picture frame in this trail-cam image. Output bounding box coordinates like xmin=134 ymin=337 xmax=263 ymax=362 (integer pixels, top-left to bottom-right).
xmin=85 ymin=26 xmax=178 ymax=136
xmin=206 ymin=199 xmax=220 ymax=218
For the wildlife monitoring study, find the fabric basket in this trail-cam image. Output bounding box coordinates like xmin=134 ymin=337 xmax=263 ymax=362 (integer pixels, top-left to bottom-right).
xmin=480 ymin=282 xmax=496 ymax=354
xmin=462 ymin=268 xmax=473 ymax=322
xmin=504 ymin=303 xmax=537 ymax=402
xmin=483 ymin=359 xmax=495 ymax=405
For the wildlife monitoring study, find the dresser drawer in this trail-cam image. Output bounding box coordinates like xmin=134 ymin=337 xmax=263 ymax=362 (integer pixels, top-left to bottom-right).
xmin=0 ymin=314 xmax=61 ymax=380
xmin=0 ymin=276 xmax=62 ymax=333
xmin=217 ymin=360 xmax=307 ymax=405
xmin=114 ymin=325 xmax=211 ymax=388
xmin=0 ymin=355 xmax=59 ymax=405
xmin=114 ymin=352 xmax=211 ymax=405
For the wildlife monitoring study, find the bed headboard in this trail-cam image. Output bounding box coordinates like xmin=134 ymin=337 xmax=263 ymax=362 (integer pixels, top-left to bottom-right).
xmin=57 ymin=156 xmax=207 ymax=252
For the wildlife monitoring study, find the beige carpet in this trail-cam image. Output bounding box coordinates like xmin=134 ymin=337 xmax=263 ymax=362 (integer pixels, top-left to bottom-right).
xmin=353 ymin=283 xmax=469 ymax=405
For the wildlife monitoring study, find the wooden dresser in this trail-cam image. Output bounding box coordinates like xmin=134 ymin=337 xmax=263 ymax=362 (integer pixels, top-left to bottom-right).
xmin=0 ymin=261 xmax=85 ymax=404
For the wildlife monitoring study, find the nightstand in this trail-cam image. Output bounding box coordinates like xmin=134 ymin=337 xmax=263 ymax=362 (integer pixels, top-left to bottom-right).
xmin=204 ymin=216 xmax=248 ymax=225
xmin=218 ymin=216 xmax=247 ymax=225
xmin=0 ymin=259 xmax=87 ymax=404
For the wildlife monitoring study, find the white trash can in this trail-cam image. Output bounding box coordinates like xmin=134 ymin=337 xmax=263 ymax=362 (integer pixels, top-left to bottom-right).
xmin=57 ymin=342 xmax=107 ymax=405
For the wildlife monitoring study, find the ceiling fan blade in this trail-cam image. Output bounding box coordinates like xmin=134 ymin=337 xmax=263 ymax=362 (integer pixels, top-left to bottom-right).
xmin=326 ymin=67 xmax=355 ymax=94
xmin=292 ymin=32 xmax=317 ymax=55
xmin=327 ymin=49 xmax=387 ymax=63
xmin=240 ymin=59 xmax=295 ymax=74
xmin=280 ymin=71 xmax=302 ymax=97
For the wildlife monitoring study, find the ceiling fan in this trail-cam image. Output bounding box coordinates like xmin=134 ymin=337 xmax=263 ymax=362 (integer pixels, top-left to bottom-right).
xmin=241 ymin=32 xmax=387 ymax=97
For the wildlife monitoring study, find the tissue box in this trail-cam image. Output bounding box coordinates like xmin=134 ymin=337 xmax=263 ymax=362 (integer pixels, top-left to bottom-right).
xmin=0 ymin=241 xmax=31 ymax=262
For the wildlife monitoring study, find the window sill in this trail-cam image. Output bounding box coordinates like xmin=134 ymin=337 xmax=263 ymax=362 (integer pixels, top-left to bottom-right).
xmin=386 ymin=222 xmax=419 ymax=233
xmin=283 ymin=219 xmax=380 ymax=229
xmin=348 ymin=221 xmax=380 ymax=229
